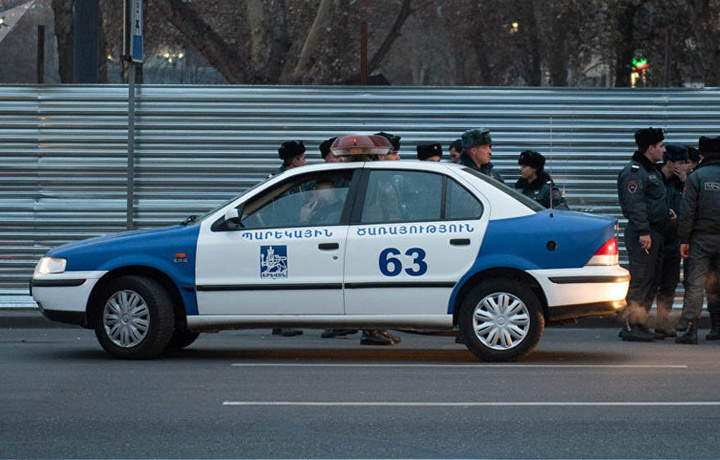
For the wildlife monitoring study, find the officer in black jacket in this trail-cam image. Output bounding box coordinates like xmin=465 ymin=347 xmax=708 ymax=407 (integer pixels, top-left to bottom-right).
xmin=514 ymin=150 xmax=568 ymax=209
xmin=459 ymin=128 xmax=504 ymax=182
xmin=651 ymin=144 xmax=690 ymax=337
xmin=676 ymin=136 xmax=720 ymax=344
xmin=617 ymin=128 xmax=669 ymax=341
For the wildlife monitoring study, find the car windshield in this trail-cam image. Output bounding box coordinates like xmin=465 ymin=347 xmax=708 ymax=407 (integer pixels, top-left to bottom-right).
xmin=191 ymin=175 xmax=277 ymax=224
xmin=461 ymin=167 xmax=545 ymax=212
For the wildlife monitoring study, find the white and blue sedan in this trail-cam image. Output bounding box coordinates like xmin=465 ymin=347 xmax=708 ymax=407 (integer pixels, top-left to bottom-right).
xmin=31 ymin=141 xmax=629 ymax=362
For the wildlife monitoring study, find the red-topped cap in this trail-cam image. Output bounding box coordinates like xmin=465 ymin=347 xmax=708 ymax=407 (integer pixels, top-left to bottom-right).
xmin=330 ymin=135 xmax=392 ymax=156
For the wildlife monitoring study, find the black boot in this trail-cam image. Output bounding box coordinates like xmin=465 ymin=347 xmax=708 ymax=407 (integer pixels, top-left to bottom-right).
xmin=619 ymin=321 xmax=654 ymax=342
xmin=676 ymin=320 xmax=698 ymax=345
xmin=706 ymin=323 xmax=720 ymax=341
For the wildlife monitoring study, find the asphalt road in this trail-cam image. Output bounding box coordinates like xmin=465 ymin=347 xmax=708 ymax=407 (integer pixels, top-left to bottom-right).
xmin=2 ymin=326 xmax=720 ymax=459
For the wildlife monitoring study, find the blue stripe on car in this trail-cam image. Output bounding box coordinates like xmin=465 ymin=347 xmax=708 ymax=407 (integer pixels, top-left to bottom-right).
xmin=47 ymin=225 xmax=201 ymax=315
xmin=447 ymin=210 xmax=616 ymax=314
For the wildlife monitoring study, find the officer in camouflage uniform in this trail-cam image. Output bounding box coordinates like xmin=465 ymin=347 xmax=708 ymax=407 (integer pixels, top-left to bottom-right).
xmin=459 ymin=128 xmax=504 ymax=183
xmin=651 ymin=144 xmax=690 ymax=337
xmin=514 ymin=150 xmax=568 ymax=209
xmin=676 ymin=136 xmax=720 ymax=344
xmin=617 ymin=128 xmax=669 ymax=341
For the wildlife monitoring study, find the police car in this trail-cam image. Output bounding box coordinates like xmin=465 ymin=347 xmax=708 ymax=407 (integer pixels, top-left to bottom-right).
xmin=31 ymin=135 xmax=629 ymax=362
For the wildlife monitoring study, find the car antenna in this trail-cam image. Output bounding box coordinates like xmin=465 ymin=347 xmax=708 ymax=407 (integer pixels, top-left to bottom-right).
xmin=549 ymin=117 xmax=554 ymax=218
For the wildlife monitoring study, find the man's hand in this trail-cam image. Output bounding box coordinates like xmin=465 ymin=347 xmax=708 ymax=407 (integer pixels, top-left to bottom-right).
xmin=681 ymin=243 xmax=690 ymax=259
xmin=673 ymin=164 xmax=688 ymax=182
xmin=300 ymin=200 xmax=318 ymax=223
xmin=639 ymin=234 xmax=652 ymax=252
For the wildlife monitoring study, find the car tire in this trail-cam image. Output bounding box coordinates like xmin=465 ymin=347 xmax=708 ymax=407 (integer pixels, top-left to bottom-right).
xmin=166 ymin=329 xmax=200 ymax=350
xmin=93 ymin=276 xmax=175 ymax=360
xmin=459 ymin=279 xmax=544 ymax=362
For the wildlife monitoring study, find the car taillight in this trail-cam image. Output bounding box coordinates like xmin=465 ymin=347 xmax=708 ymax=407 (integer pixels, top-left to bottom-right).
xmin=586 ymin=238 xmax=619 ymax=266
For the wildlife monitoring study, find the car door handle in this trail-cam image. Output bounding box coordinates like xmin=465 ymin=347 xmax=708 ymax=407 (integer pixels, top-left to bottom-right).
xmin=450 ymin=238 xmax=471 ymax=246
xmin=318 ymin=242 xmax=340 ymax=250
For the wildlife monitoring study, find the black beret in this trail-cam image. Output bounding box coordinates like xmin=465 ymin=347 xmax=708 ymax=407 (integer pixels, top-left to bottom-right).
xmin=278 ymin=140 xmax=305 ymax=160
xmin=663 ymin=144 xmax=689 ymax=162
xmin=375 ymin=132 xmax=401 ymax=151
xmin=518 ymin=150 xmax=545 ymax=172
xmin=449 ymin=139 xmax=463 ymax=152
xmin=416 ymin=143 xmax=443 ymax=160
xmin=634 ymin=127 xmax=664 ymax=147
xmin=699 ymin=136 xmax=720 ymax=155
xmin=686 ymin=145 xmax=701 ymax=163
xmin=319 ymin=137 xmax=337 ymax=159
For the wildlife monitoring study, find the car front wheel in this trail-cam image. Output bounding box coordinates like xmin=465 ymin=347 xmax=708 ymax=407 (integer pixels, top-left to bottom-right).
xmin=93 ymin=276 xmax=175 ymax=359
xmin=459 ymin=279 xmax=544 ymax=362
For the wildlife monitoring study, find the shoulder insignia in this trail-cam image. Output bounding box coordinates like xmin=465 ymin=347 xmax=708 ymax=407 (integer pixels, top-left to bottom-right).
xmin=631 ymin=163 xmax=640 ymax=172
xmin=627 ymin=180 xmax=638 ymax=194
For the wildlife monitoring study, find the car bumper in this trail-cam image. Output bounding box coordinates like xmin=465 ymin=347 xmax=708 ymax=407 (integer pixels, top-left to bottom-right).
xmin=527 ymin=265 xmax=629 ymax=321
xmin=30 ymin=271 xmax=106 ymax=324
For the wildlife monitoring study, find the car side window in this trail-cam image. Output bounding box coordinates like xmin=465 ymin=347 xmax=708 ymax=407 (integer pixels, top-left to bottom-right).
xmin=361 ymin=170 xmax=443 ymax=224
xmin=445 ymin=178 xmax=483 ymax=220
xmin=237 ymin=171 xmax=353 ymax=229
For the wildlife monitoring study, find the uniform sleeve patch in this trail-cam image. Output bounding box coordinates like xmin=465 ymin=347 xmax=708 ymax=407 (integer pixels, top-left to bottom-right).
xmin=704 ymin=182 xmax=720 ymax=191
xmin=627 ymin=180 xmax=638 ymax=194
xmin=631 ymin=164 xmax=640 ymax=172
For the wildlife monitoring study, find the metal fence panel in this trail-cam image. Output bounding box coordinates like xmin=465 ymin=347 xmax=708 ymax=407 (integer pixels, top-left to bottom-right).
xmin=2 ymin=85 xmax=719 ymax=307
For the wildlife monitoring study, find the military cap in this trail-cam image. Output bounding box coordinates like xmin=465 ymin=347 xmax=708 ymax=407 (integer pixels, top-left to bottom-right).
xmin=518 ymin=150 xmax=546 ymax=172
xmin=461 ymin=128 xmax=492 ymax=148
xmin=686 ymin=145 xmax=701 ymax=164
xmin=634 ymin=127 xmax=664 ymax=147
xmin=449 ymin=139 xmax=463 ymax=152
xmin=278 ymin=140 xmax=305 ymax=160
xmin=699 ymin=136 xmax=720 ymax=155
xmin=319 ymin=137 xmax=337 ymax=159
xmin=416 ymin=143 xmax=443 ymax=160
xmin=375 ymin=132 xmax=401 ymax=151
xmin=663 ymin=144 xmax=689 ymax=162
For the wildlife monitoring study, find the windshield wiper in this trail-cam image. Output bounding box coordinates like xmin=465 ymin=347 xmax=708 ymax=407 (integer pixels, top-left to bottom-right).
xmin=181 ymin=215 xmax=198 ymax=226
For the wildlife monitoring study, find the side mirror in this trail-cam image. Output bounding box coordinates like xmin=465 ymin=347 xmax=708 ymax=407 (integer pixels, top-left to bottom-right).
xmin=224 ymin=205 xmax=244 ymax=229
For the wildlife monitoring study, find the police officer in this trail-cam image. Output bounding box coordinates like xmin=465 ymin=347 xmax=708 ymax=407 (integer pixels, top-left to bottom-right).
xmin=459 ymin=128 xmax=503 ymax=182
xmin=270 ymin=140 xmax=306 ymax=337
xmin=319 ymin=136 xmax=342 ymax=163
xmin=652 ymin=144 xmax=690 ymax=337
xmin=375 ymin=132 xmax=401 ymax=161
xmin=687 ymin=145 xmax=701 ymax=172
xmin=676 ymin=136 xmax=720 ymax=344
xmin=417 ymin=143 xmax=443 ymax=162
xmin=448 ymin=139 xmax=462 ymax=164
xmin=617 ymin=127 xmax=669 ymax=342
xmin=514 ymin=150 xmax=568 ymax=209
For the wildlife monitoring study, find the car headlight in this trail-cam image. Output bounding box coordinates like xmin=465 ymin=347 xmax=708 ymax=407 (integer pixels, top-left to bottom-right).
xmin=34 ymin=257 xmax=67 ymax=276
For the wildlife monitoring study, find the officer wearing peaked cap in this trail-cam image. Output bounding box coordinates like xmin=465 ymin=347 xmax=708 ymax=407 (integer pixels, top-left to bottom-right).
xmin=515 ymin=150 xmax=568 ymax=209
xmin=459 ymin=128 xmax=503 ymax=182
xmin=417 ymin=143 xmax=443 ymax=161
xmin=676 ymin=136 xmax=720 ymax=344
xmin=617 ymin=127 xmax=669 ymax=342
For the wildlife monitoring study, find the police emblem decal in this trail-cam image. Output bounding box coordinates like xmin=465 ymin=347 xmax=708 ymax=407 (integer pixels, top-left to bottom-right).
xmin=627 ymin=180 xmax=638 ymax=194
xmin=260 ymin=245 xmax=288 ymax=279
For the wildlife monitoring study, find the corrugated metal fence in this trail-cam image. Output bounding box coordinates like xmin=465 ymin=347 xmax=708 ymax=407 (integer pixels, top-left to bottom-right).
xmin=2 ymin=85 xmax=719 ymax=307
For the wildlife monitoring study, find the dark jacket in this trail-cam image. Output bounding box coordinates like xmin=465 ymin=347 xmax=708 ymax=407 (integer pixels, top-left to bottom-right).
xmin=660 ymin=167 xmax=685 ymax=243
xmin=514 ymin=172 xmax=569 ymax=209
xmin=459 ymin=151 xmax=504 ymax=183
xmin=617 ymin=151 xmax=669 ymax=235
xmin=678 ymin=159 xmax=720 ymax=242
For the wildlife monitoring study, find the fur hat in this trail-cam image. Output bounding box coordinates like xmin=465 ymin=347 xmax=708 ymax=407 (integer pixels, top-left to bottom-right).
xmin=663 ymin=144 xmax=689 ymax=162
xmin=278 ymin=140 xmax=305 ymax=160
xmin=461 ymin=128 xmax=492 ymax=148
xmin=634 ymin=127 xmax=664 ymax=147
xmin=416 ymin=143 xmax=443 ymax=160
xmin=518 ymin=150 xmax=545 ymax=172
xmin=699 ymin=136 xmax=720 ymax=155
xmin=319 ymin=137 xmax=337 ymax=159
xmin=686 ymin=145 xmax=701 ymax=164
xmin=375 ymin=132 xmax=401 ymax=151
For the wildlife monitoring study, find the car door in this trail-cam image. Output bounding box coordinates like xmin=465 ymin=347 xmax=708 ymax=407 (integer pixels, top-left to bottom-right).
xmin=344 ymin=167 xmax=487 ymax=316
xmin=195 ymin=169 xmax=356 ymax=315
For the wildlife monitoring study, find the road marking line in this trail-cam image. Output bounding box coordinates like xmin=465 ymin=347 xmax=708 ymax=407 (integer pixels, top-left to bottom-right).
xmin=230 ymin=363 xmax=687 ymax=369
xmin=223 ymin=401 xmax=720 ymax=407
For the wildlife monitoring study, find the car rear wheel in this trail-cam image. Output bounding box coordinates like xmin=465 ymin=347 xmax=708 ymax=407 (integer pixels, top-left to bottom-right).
xmin=459 ymin=279 xmax=544 ymax=362
xmin=93 ymin=276 xmax=175 ymax=359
